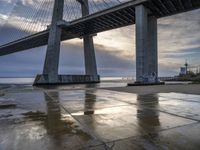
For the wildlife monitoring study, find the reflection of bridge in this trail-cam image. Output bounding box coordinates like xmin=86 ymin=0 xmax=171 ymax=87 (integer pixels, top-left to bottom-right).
xmin=0 ymin=0 xmax=200 ymax=85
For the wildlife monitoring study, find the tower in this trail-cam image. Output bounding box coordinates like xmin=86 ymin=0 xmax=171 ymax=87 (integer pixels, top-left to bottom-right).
xmin=185 ymin=60 xmax=188 ymax=74
xmin=33 ymin=0 xmax=100 ymax=85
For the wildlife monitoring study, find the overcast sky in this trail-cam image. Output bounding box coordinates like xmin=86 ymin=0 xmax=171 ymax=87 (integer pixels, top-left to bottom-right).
xmin=0 ymin=0 xmax=200 ymax=77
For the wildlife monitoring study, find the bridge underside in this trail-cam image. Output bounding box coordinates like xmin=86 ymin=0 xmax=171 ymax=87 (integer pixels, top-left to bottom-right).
xmin=0 ymin=0 xmax=200 ymax=56
xmin=64 ymin=0 xmax=200 ymax=37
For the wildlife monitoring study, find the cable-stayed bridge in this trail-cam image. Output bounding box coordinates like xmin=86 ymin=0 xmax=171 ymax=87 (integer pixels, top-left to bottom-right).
xmin=0 ymin=0 xmax=200 ymax=85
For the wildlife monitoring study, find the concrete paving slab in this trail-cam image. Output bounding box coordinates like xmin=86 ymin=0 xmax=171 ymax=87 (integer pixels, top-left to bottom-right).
xmin=159 ymin=92 xmax=200 ymax=103
xmin=47 ymin=90 xmax=130 ymax=114
xmin=86 ymin=123 xmax=200 ymax=150
xmin=139 ymin=93 xmax=200 ymax=121
xmin=0 ymin=84 xmax=200 ymax=150
xmin=2 ymin=91 xmax=47 ymax=112
xmin=159 ymin=100 xmax=200 ymax=121
xmin=0 ymin=91 xmax=102 ymax=150
xmin=152 ymin=122 xmax=200 ymax=150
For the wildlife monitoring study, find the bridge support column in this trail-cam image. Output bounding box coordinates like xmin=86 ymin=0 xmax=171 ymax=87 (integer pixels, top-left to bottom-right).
xmin=147 ymin=15 xmax=158 ymax=82
xmin=78 ymin=0 xmax=99 ymax=79
xmin=34 ymin=0 xmax=64 ymax=85
xmin=131 ymin=4 xmax=162 ymax=85
xmin=84 ymin=34 xmax=98 ymax=76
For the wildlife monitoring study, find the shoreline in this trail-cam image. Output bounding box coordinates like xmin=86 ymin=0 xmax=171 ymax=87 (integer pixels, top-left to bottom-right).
xmin=104 ymin=84 xmax=200 ymax=95
xmin=1 ymin=81 xmax=200 ymax=96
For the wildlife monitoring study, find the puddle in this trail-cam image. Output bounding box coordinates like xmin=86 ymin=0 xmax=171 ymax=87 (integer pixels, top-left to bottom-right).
xmin=21 ymin=109 xmax=92 ymax=139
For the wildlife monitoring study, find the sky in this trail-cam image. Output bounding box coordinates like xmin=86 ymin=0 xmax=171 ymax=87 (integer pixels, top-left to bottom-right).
xmin=0 ymin=0 xmax=200 ymax=77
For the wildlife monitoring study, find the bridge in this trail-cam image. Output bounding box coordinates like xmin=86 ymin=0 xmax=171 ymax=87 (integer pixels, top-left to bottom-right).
xmin=0 ymin=0 xmax=200 ymax=85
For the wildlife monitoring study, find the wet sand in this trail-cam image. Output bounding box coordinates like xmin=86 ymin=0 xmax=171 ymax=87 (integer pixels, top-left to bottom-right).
xmin=104 ymin=84 xmax=200 ymax=95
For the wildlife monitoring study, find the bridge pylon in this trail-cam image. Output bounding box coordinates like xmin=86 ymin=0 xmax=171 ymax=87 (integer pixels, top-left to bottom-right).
xmin=129 ymin=4 xmax=163 ymax=85
xmin=34 ymin=0 xmax=100 ymax=85
xmin=78 ymin=0 xmax=99 ymax=77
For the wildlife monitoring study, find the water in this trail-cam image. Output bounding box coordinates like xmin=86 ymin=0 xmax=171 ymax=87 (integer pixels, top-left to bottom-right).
xmin=0 ymin=77 xmax=134 ymax=84
xmin=7 ymin=77 xmax=188 ymax=91
xmin=0 ymin=77 xmax=191 ymax=89
xmin=0 ymin=78 xmax=35 ymax=84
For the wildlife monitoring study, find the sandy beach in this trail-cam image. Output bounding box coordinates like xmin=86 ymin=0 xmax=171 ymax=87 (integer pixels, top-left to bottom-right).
xmin=104 ymin=84 xmax=200 ymax=95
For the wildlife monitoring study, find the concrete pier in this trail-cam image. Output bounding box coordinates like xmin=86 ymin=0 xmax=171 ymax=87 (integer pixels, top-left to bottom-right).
xmin=135 ymin=5 xmax=158 ymax=84
xmin=78 ymin=0 xmax=98 ymax=76
xmin=83 ymin=34 xmax=98 ymax=76
xmin=42 ymin=0 xmax=64 ymax=82
xmin=147 ymin=16 xmax=158 ymax=81
xmin=34 ymin=0 xmax=64 ymax=84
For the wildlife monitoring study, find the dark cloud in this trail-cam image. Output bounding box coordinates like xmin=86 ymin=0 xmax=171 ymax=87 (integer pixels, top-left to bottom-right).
xmin=59 ymin=41 xmax=135 ymax=76
xmin=0 ymin=25 xmax=29 ymax=45
xmin=0 ymin=41 xmax=135 ymax=77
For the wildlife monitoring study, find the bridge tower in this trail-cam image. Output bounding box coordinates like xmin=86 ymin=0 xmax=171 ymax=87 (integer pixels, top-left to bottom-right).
xmin=77 ymin=0 xmax=98 ymax=77
xmin=34 ymin=0 xmax=100 ymax=85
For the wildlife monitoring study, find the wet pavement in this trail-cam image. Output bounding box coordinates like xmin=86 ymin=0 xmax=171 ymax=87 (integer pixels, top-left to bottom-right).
xmin=0 ymin=84 xmax=200 ymax=150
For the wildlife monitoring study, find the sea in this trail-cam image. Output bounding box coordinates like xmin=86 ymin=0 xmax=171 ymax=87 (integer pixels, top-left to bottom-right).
xmin=0 ymin=77 xmax=134 ymax=84
xmin=0 ymin=77 xmax=191 ymax=86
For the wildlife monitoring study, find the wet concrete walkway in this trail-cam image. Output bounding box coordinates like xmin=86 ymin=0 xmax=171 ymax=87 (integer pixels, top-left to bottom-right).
xmin=0 ymin=84 xmax=200 ymax=150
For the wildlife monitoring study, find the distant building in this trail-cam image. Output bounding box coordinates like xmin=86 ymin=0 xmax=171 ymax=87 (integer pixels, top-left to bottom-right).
xmin=180 ymin=67 xmax=187 ymax=75
xmin=179 ymin=60 xmax=188 ymax=75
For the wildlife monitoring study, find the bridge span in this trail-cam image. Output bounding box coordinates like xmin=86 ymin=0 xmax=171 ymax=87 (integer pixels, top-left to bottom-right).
xmin=0 ymin=0 xmax=200 ymax=85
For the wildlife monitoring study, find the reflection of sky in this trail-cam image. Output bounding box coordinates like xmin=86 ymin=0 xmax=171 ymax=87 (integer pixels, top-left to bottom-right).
xmin=0 ymin=0 xmax=200 ymax=77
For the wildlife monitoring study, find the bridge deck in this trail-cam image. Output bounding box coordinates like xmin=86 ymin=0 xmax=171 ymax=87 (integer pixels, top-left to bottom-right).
xmin=0 ymin=0 xmax=200 ymax=56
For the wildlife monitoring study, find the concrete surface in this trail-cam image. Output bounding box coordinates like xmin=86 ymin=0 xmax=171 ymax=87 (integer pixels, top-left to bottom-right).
xmin=0 ymin=83 xmax=200 ymax=150
xmin=41 ymin=0 xmax=64 ymax=83
xmin=33 ymin=75 xmax=100 ymax=85
xmin=135 ymin=5 xmax=158 ymax=83
xmin=80 ymin=0 xmax=98 ymax=76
